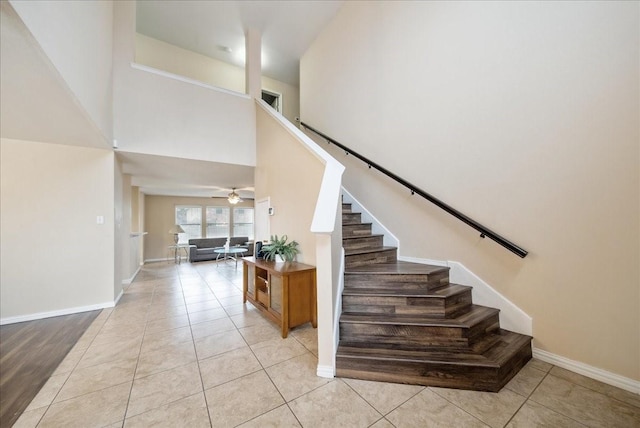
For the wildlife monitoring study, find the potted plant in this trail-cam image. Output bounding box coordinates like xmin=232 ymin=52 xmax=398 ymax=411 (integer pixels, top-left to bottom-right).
xmin=262 ymin=235 xmax=299 ymax=262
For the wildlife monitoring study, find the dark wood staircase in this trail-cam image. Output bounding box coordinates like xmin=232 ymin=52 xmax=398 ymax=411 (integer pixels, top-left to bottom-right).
xmin=336 ymin=202 xmax=532 ymax=392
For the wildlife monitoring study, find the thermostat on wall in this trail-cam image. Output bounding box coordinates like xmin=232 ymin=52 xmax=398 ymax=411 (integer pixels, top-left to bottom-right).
xmin=268 ymin=207 xmax=274 ymax=216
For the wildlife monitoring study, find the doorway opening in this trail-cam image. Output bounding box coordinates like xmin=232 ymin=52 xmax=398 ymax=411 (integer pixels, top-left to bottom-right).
xmin=261 ymin=89 xmax=282 ymax=114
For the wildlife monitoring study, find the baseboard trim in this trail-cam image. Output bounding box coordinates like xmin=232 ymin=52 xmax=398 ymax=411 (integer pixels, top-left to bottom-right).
xmin=0 ymin=300 xmax=117 ymax=325
xmin=114 ymin=289 xmax=124 ymax=306
xmin=533 ymin=348 xmax=640 ymax=395
xmin=144 ymin=258 xmax=171 ymax=263
xmin=317 ymin=364 xmax=335 ymax=378
xmin=398 ymin=255 xmax=447 ymax=267
xmin=121 ymin=265 xmax=142 ymax=285
xmin=397 ymin=256 xmax=532 ymax=336
xmin=342 ymin=188 xmax=399 ymax=248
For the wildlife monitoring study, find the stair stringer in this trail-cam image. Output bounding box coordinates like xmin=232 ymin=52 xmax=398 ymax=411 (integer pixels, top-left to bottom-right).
xmin=398 ymin=256 xmax=532 ymax=336
xmin=342 ymin=186 xmax=532 ymax=337
xmin=342 ymin=188 xmax=398 ymax=248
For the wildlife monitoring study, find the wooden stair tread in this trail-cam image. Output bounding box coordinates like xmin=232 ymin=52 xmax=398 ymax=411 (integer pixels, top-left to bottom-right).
xmin=343 ymin=283 xmax=471 ymax=298
xmin=343 ymin=234 xmax=385 ymax=240
xmin=344 ymin=246 xmax=397 ymax=256
xmin=345 ymin=261 xmax=449 ymax=275
xmin=482 ymin=329 xmax=533 ymax=366
xmin=337 ymin=329 xmax=531 ymax=369
xmin=340 ymin=304 xmax=499 ymax=328
xmin=337 ymin=344 xmax=495 ymax=367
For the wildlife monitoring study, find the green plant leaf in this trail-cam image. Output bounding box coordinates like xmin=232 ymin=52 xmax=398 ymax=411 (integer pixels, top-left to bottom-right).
xmin=262 ymin=234 xmax=299 ymax=261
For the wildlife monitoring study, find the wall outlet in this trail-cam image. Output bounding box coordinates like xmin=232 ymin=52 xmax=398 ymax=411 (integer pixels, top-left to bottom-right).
xmin=96 ymin=215 xmax=105 ymax=224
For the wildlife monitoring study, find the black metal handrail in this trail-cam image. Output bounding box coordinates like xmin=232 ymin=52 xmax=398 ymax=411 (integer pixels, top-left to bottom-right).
xmin=301 ymin=122 xmax=528 ymax=258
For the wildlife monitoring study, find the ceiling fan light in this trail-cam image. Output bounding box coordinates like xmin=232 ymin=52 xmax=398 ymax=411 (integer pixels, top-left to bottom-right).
xmin=228 ymin=189 xmax=242 ymax=204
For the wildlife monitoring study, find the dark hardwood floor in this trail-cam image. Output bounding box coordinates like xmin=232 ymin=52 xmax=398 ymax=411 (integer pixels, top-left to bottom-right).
xmin=0 ymin=310 xmax=101 ymax=428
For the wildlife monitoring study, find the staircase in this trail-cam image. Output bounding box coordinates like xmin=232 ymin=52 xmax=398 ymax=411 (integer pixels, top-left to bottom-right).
xmin=336 ymin=203 xmax=532 ymax=392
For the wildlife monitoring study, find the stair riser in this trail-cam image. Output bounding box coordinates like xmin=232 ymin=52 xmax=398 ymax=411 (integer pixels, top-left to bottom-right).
xmin=493 ymin=344 xmax=533 ymax=391
xmin=343 ymin=236 xmax=384 ymax=251
xmin=344 ymin=271 xmax=449 ymax=290
xmin=467 ymin=313 xmax=501 ymax=345
xmin=343 ymin=224 xmax=372 ymax=236
xmin=342 ymin=292 xmax=472 ymax=317
xmin=342 ymin=213 xmax=362 ymax=224
xmin=338 ymin=333 xmax=470 ymax=349
xmin=345 ymin=250 xmax=397 ymax=268
xmin=340 ymin=309 xmax=499 ymax=344
xmin=336 ymin=358 xmax=501 ymax=392
xmin=340 ymin=323 xmax=466 ymax=342
xmin=342 ymin=203 xmax=352 ymax=213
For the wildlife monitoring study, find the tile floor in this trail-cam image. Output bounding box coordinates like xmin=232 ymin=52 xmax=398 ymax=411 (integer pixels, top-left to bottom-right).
xmin=14 ymin=261 xmax=640 ymax=428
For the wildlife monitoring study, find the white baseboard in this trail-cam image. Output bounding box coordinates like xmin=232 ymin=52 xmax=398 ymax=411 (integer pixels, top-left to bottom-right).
xmin=114 ymin=289 xmax=124 ymax=306
xmin=342 ymin=188 xmax=399 ymax=248
xmin=340 ymin=197 xmax=637 ymax=396
xmin=449 ymin=260 xmax=532 ymax=336
xmin=144 ymin=257 xmax=171 ymax=263
xmin=121 ymin=265 xmax=142 ymax=285
xmin=533 ymin=348 xmax=640 ymax=395
xmin=397 ymin=256 xmax=532 ymax=336
xmin=317 ymin=364 xmax=335 ymax=378
xmin=398 ymin=255 xmax=448 ymax=267
xmin=0 ymin=300 xmax=117 ymax=325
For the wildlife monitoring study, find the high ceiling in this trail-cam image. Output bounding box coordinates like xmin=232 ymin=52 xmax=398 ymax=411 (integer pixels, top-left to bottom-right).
xmin=0 ymin=2 xmax=109 ymax=149
xmin=1 ymin=1 xmax=344 ymax=200
xmin=136 ymin=0 xmax=344 ymax=86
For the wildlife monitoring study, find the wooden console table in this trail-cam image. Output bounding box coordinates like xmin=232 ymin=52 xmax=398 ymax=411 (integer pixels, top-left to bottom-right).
xmin=242 ymin=257 xmax=317 ymax=338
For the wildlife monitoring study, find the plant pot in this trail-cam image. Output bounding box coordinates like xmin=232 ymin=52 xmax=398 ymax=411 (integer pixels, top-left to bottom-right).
xmin=275 ymin=254 xmax=285 ymax=263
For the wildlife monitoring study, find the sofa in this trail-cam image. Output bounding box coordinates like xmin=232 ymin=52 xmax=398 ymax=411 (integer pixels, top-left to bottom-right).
xmin=188 ymin=237 xmax=253 ymax=262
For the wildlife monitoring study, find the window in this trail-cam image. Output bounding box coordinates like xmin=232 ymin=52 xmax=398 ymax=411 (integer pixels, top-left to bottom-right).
xmin=175 ymin=206 xmax=202 ymax=242
xmin=206 ymin=206 xmax=230 ymax=238
xmin=233 ymin=207 xmax=254 ymax=240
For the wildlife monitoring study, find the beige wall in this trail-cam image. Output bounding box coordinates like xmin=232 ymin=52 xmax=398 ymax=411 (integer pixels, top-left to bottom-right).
xmin=255 ymin=105 xmax=324 ymax=265
xmin=136 ymin=33 xmax=245 ymax=94
xmin=135 ymin=33 xmax=300 ymax=124
xmin=143 ymin=195 xmax=255 ymax=261
xmin=301 ymin=1 xmax=639 ymax=381
xmin=0 ymin=138 xmax=115 ymax=320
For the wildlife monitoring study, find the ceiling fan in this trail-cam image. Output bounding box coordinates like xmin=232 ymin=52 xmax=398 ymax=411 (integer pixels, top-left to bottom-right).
xmin=209 ymin=186 xmax=254 ymax=204
xmin=227 ymin=188 xmax=242 ymax=204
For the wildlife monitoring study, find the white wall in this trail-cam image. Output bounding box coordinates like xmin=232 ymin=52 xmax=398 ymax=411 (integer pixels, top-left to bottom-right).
xmin=301 ymin=1 xmax=639 ymax=382
xmin=113 ymin=2 xmax=256 ymax=166
xmin=0 ymin=139 xmax=116 ymax=322
xmin=9 ymin=0 xmax=113 ymax=142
